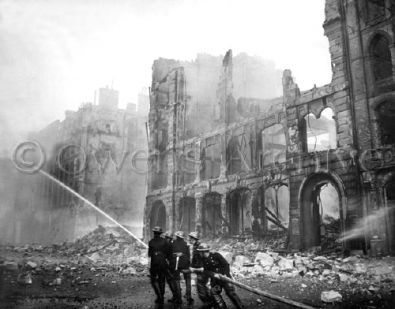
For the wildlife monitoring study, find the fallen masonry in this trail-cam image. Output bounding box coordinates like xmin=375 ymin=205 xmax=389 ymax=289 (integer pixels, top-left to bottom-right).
xmin=1 ymin=226 xmax=395 ymax=308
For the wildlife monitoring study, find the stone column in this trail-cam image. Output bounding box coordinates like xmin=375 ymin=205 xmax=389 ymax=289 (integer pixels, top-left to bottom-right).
xmin=389 ymin=43 xmax=395 ymax=82
xmin=194 ymin=141 xmax=201 ymax=183
xmin=195 ymin=192 xmax=204 ymax=235
xmin=219 ymin=135 xmax=227 ymax=179
xmin=220 ymin=193 xmax=228 ymax=235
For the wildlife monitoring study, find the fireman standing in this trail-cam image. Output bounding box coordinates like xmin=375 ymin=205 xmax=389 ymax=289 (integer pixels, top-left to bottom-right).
xmin=162 ymin=231 xmax=178 ymax=303
xmin=169 ymin=231 xmax=193 ymax=305
xmin=148 ymin=226 xmax=173 ymax=307
xmin=196 ymin=243 xmax=243 ymax=309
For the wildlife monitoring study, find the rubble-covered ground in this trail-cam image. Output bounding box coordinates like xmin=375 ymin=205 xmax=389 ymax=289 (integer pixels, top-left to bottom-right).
xmin=1 ymin=227 xmax=394 ymax=308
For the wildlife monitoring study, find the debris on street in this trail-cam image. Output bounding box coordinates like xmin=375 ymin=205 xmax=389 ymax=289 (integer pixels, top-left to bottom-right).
xmin=321 ymin=290 xmax=343 ymax=303
xmin=1 ymin=227 xmax=395 ymax=308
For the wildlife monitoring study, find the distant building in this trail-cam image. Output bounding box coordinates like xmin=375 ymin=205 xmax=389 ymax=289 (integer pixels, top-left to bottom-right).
xmin=10 ymin=88 xmax=148 ymax=244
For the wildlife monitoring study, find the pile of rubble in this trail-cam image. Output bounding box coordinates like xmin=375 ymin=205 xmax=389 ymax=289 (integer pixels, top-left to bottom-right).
xmin=200 ymin=235 xmax=394 ymax=302
xmin=9 ymin=225 xmax=149 ymax=268
xmin=228 ymin=251 xmax=394 ymax=281
xmin=222 ymin=249 xmax=394 ymax=300
xmin=0 ymin=226 xmax=150 ymax=289
xmin=3 ymin=226 xmax=395 ymax=300
xmin=204 ymin=233 xmax=288 ymax=254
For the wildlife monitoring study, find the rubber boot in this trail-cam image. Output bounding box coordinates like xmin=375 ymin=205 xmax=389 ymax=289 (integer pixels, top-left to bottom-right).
xmin=211 ymin=284 xmax=227 ymax=309
xmin=228 ymin=293 xmax=243 ymax=309
xmin=158 ymin=280 xmax=166 ymax=302
xmin=185 ymin=273 xmax=194 ymax=304
xmin=173 ymin=280 xmax=182 ymax=305
xmin=225 ymin=283 xmax=243 ymax=309
xmin=167 ymin=277 xmax=179 ymax=303
xmin=212 ymin=293 xmax=227 ymax=309
xmin=151 ymin=281 xmax=164 ymax=304
xmin=166 ymin=279 xmax=176 ymax=301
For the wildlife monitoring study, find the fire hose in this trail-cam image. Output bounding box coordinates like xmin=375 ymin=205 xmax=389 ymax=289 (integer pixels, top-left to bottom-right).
xmin=190 ymin=269 xmax=320 ymax=309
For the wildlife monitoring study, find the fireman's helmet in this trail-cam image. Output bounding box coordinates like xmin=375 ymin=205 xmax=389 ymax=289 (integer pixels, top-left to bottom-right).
xmin=163 ymin=231 xmax=172 ymax=239
xmin=197 ymin=243 xmax=210 ymax=252
xmin=188 ymin=231 xmax=199 ymax=240
xmin=152 ymin=226 xmax=163 ymax=234
xmin=174 ymin=231 xmax=185 ymax=239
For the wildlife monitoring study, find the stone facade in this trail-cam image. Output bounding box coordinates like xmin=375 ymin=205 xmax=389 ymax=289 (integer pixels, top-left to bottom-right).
xmin=144 ymin=0 xmax=395 ymax=255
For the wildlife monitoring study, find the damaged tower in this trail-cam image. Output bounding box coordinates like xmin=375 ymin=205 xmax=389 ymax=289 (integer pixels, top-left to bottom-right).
xmin=144 ymin=0 xmax=395 ymax=255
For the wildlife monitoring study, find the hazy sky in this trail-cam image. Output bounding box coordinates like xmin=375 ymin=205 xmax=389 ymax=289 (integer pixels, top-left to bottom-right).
xmin=0 ymin=0 xmax=331 ymax=154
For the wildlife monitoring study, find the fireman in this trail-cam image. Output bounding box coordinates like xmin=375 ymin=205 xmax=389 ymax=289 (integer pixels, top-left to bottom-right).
xmin=196 ymin=243 xmax=243 ymax=309
xmin=148 ymin=226 xmax=171 ymax=306
xmin=162 ymin=231 xmax=178 ymax=303
xmin=163 ymin=231 xmax=174 ymax=243
xmin=188 ymin=231 xmax=212 ymax=305
xmin=169 ymin=231 xmax=193 ymax=305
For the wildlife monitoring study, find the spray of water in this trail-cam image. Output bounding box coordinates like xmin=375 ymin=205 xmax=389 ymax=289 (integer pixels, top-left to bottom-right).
xmin=39 ymin=170 xmax=148 ymax=248
xmin=338 ymin=207 xmax=390 ymax=242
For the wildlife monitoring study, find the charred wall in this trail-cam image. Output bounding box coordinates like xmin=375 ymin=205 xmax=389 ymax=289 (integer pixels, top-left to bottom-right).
xmin=145 ymin=0 xmax=395 ymax=255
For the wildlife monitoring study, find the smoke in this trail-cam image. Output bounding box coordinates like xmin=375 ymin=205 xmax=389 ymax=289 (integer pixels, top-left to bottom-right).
xmin=179 ymin=52 xmax=283 ymax=137
xmin=0 ymin=0 xmax=330 ymax=157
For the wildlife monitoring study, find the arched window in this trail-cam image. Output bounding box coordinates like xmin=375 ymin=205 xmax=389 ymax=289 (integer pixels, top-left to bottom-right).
xmin=370 ymin=34 xmax=392 ymax=82
xmin=303 ymin=108 xmax=337 ymax=152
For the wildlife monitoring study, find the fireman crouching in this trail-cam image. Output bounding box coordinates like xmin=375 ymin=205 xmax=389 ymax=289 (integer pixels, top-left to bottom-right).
xmin=188 ymin=231 xmax=212 ymax=306
xmin=193 ymin=243 xmax=244 ymax=309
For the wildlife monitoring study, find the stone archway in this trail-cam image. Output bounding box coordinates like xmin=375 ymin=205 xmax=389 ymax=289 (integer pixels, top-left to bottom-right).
xmin=150 ymin=200 xmax=167 ymax=233
xmin=299 ymin=173 xmax=345 ymax=250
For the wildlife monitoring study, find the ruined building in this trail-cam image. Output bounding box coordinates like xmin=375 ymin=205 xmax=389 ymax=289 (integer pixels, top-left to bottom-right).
xmin=8 ymin=88 xmax=148 ymax=244
xmin=144 ymin=0 xmax=395 ymax=255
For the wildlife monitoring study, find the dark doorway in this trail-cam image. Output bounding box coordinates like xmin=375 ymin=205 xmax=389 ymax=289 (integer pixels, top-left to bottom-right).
xmin=384 ymin=179 xmax=395 ymax=254
xmin=150 ymin=200 xmax=167 ymax=233
xmin=228 ymin=189 xmax=252 ymax=235
xmin=178 ymin=197 xmax=196 ymax=235
xmin=202 ymin=193 xmax=222 ymax=237
xmin=300 ymin=174 xmax=342 ymax=250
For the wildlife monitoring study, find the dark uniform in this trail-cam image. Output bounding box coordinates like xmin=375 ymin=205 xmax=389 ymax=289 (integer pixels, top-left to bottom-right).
xmin=148 ymin=229 xmax=172 ymax=305
xmin=163 ymin=233 xmax=177 ymax=302
xmin=170 ymin=234 xmax=192 ymax=304
xmin=191 ymin=240 xmax=211 ymax=303
xmin=202 ymin=252 xmax=243 ymax=309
